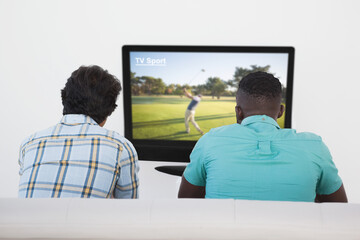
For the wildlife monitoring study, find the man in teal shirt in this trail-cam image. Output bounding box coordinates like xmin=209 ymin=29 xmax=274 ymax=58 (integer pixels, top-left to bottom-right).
xmin=178 ymin=72 xmax=347 ymax=202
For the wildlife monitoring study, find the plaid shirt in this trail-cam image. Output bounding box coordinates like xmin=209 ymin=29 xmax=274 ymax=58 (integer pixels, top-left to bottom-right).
xmin=18 ymin=114 xmax=139 ymax=198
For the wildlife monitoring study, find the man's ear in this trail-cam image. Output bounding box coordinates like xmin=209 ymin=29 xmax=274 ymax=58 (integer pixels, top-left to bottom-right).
xmin=235 ymin=106 xmax=244 ymax=124
xmin=277 ymin=104 xmax=285 ymax=119
xmin=99 ymin=118 xmax=107 ymax=127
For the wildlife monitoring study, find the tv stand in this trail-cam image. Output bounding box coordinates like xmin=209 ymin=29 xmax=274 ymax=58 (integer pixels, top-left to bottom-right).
xmin=155 ymin=165 xmax=186 ymax=176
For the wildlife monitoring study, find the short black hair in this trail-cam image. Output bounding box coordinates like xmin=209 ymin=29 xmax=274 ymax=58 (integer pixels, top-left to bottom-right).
xmin=61 ymin=65 xmax=121 ymax=124
xmin=237 ymin=71 xmax=282 ymax=102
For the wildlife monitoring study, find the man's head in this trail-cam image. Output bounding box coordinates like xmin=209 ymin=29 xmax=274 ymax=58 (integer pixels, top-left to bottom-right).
xmin=61 ymin=65 xmax=121 ymax=125
xmin=236 ymin=71 xmax=284 ymax=123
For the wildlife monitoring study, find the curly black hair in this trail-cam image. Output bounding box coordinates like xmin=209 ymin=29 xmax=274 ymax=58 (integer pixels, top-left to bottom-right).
xmin=61 ymin=65 xmax=121 ymax=124
xmin=237 ymin=71 xmax=282 ymax=102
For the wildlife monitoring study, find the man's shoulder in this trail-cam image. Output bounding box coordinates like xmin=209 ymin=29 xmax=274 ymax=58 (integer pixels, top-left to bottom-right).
xmin=202 ymin=124 xmax=240 ymax=139
xmin=280 ymin=128 xmax=323 ymax=142
xmin=20 ymin=125 xmax=57 ymax=148
xmin=103 ymin=128 xmax=135 ymax=147
xmin=193 ymin=96 xmax=201 ymax=101
xmin=102 ymin=129 xmax=138 ymax=158
xmin=208 ymin=124 xmax=238 ymax=134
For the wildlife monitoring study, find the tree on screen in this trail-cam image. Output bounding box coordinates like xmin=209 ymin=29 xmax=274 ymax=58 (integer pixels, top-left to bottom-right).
xmin=174 ymin=84 xmax=184 ymax=97
xmin=192 ymin=84 xmax=207 ymax=96
xmin=131 ymin=72 xmax=143 ymax=95
xmin=165 ymin=84 xmax=175 ymax=94
xmin=206 ymin=77 xmax=227 ymax=99
xmin=151 ymin=78 xmax=166 ymax=95
xmin=140 ymin=76 xmax=166 ymax=95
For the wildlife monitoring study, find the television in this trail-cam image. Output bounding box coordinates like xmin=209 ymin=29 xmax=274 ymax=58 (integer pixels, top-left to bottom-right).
xmin=122 ymin=45 xmax=294 ymax=167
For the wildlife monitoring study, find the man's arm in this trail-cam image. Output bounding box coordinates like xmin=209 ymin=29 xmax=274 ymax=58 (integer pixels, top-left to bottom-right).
xmin=315 ymin=184 xmax=348 ymax=203
xmin=114 ymin=141 xmax=140 ymax=199
xmin=183 ymin=88 xmax=193 ymax=99
xmin=178 ymin=176 xmax=205 ymax=198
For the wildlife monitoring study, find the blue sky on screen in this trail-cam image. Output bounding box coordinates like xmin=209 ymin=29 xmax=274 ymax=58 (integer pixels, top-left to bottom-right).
xmin=130 ymin=52 xmax=288 ymax=86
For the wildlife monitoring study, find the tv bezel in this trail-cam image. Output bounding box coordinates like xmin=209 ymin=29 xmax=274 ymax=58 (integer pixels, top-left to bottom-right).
xmin=122 ymin=45 xmax=295 ymax=162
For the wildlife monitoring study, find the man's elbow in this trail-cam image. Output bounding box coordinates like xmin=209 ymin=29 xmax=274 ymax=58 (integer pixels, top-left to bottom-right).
xmin=316 ymin=184 xmax=348 ymax=203
xmin=178 ymin=176 xmax=205 ymax=198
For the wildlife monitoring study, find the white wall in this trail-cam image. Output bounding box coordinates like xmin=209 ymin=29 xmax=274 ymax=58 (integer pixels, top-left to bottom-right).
xmin=1 ymin=0 xmax=359 ymax=202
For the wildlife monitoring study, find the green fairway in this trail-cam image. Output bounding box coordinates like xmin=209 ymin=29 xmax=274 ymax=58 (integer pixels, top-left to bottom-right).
xmin=132 ymin=96 xmax=285 ymax=141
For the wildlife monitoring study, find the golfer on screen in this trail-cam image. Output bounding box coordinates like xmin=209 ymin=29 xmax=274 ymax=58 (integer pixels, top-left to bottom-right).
xmin=183 ymin=88 xmax=204 ymax=135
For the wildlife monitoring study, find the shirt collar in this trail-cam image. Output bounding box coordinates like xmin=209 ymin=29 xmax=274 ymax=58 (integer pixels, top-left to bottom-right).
xmin=241 ymin=115 xmax=280 ymax=129
xmin=60 ymin=114 xmax=98 ymax=126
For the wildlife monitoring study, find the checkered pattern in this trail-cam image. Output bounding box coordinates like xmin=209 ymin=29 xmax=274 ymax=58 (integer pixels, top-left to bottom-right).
xmin=18 ymin=114 xmax=139 ymax=198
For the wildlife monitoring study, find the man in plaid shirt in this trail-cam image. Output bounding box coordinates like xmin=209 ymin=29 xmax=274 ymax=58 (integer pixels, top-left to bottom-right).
xmin=18 ymin=65 xmax=139 ymax=198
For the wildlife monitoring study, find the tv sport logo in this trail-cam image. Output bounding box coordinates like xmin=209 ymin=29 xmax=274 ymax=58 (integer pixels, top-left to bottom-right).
xmin=135 ymin=57 xmax=166 ymax=66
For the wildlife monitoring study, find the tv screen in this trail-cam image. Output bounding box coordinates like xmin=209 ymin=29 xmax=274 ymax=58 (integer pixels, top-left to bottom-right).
xmin=123 ymin=45 xmax=294 ymax=162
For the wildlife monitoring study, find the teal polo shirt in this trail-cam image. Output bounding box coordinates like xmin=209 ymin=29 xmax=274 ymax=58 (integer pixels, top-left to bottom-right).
xmin=184 ymin=115 xmax=343 ymax=202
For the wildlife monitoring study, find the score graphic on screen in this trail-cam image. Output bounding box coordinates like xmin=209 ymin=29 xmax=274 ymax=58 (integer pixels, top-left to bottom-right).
xmin=122 ymin=46 xmax=294 ymax=162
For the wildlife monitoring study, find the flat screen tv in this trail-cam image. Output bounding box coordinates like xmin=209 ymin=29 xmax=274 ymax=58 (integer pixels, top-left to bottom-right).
xmin=122 ymin=45 xmax=294 ymax=164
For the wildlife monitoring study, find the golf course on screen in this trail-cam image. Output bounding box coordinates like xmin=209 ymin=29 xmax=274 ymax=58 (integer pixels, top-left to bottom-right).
xmin=130 ymin=51 xmax=288 ymax=141
xmin=132 ymin=95 xmax=285 ymax=141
